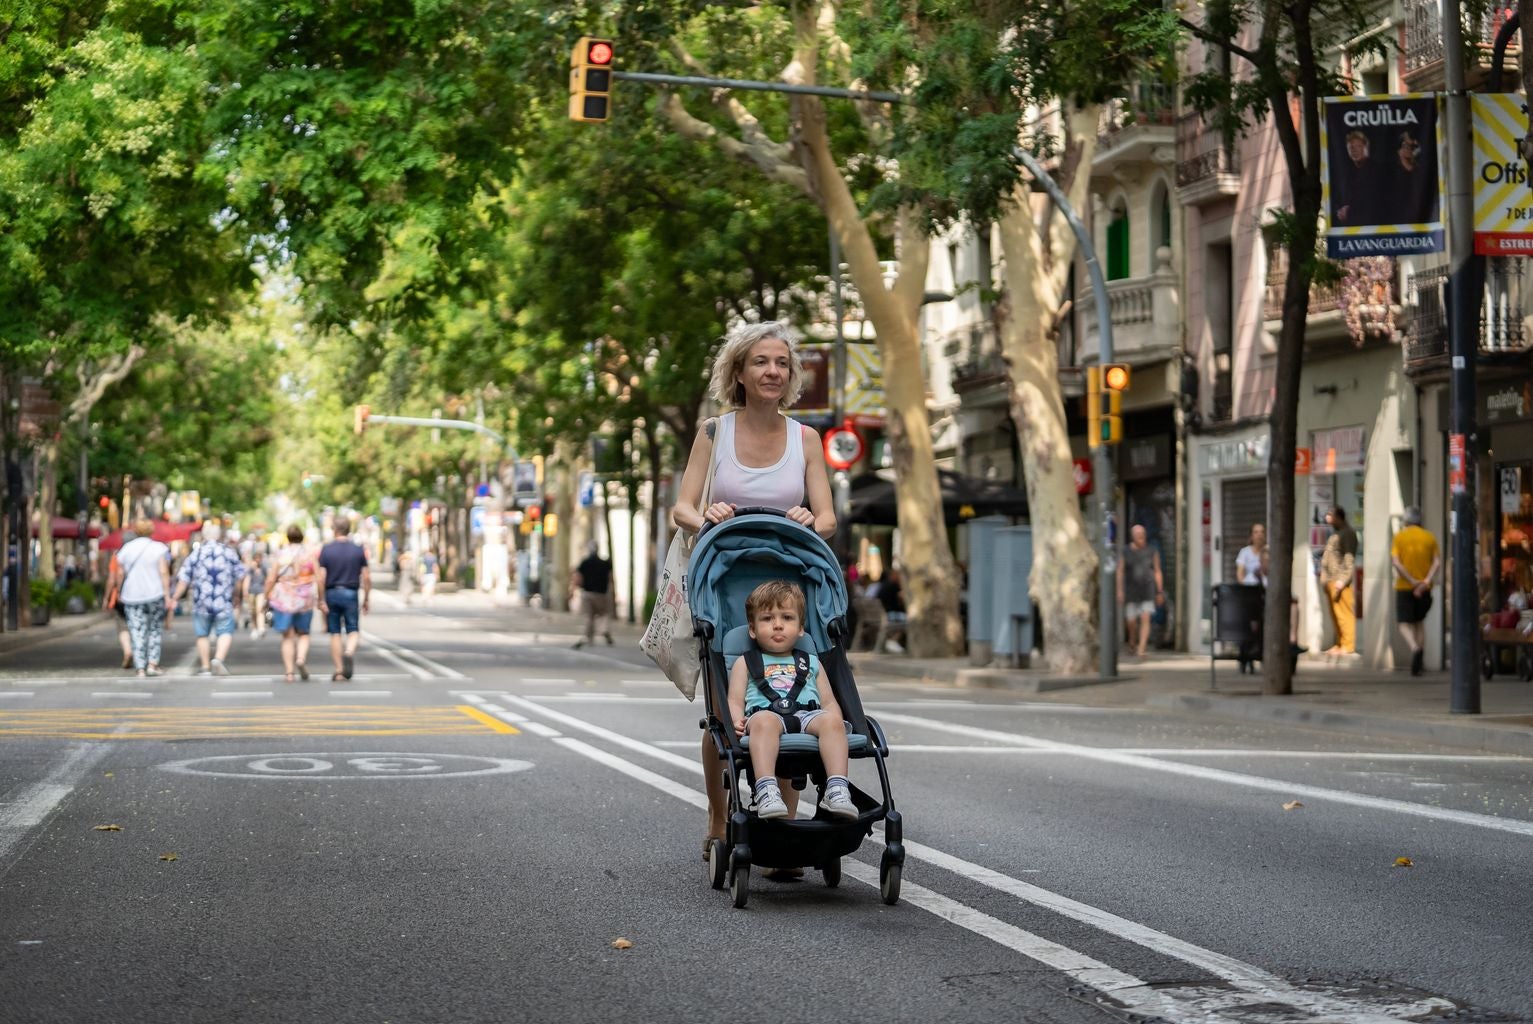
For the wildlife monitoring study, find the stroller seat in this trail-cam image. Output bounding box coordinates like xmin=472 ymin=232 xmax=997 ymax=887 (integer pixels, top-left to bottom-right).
xmin=721 ymin=624 xmax=870 ymax=756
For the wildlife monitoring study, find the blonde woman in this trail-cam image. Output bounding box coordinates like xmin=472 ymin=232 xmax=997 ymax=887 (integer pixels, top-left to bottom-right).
xmin=672 ymin=321 xmax=836 ymax=859
xmin=117 ymin=519 xmax=173 ymax=677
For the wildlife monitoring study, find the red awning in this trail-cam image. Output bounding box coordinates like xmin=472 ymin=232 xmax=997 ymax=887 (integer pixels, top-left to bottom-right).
xmin=44 ymin=515 xmax=103 ymax=540
xmin=99 ymin=520 xmax=202 ymax=551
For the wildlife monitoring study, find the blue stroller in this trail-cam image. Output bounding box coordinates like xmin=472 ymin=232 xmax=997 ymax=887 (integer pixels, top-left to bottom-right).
xmin=689 ymin=508 xmax=902 ymax=908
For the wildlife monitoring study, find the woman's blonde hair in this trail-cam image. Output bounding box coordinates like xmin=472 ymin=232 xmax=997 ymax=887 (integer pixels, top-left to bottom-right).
xmin=708 ymin=321 xmax=805 ymax=409
xmin=132 ymin=518 xmax=155 ymax=538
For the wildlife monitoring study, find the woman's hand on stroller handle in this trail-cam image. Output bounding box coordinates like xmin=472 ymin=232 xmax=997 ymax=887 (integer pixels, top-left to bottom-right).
xmin=698 ymin=504 xmax=804 ymax=538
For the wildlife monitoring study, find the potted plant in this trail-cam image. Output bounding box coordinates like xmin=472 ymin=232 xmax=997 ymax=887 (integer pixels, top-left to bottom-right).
xmin=27 ymin=577 xmax=55 ymax=626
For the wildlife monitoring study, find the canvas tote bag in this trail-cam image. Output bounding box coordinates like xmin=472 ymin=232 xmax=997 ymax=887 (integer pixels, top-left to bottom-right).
xmin=641 ymin=430 xmax=716 ymax=700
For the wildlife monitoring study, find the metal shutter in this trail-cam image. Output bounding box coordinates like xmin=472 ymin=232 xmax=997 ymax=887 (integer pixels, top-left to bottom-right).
xmin=1220 ymin=478 xmax=1268 ymax=584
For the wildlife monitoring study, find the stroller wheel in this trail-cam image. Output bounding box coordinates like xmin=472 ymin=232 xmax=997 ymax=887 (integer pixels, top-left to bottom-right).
xmin=729 ymin=849 xmax=751 ymax=909
xmin=822 ymin=858 xmax=841 ymax=888
xmin=706 ymin=839 xmax=727 ymax=890
xmin=879 ymin=848 xmax=902 ymax=906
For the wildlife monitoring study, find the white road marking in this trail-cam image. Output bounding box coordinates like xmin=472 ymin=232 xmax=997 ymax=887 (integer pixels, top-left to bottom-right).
xmin=209 ymin=691 xmax=274 ymax=699
xmin=460 ymin=694 xmax=528 ymax=722
xmin=364 ymin=631 xmax=466 ymax=679
xmin=0 ymin=741 xmax=114 ymax=862
xmin=329 ymin=690 xmax=391 ymax=698
xmin=872 ymin=711 xmax=1533 ymax=837
xmin=494 ymin=695 xmax=699 ymax=772
xmin=889 ymin=834 xmax=1439 ymax=1022
xmin=530 ymin=707 xmax=1430 ymax=1024
xmin=617 ymin=678 xmax=669 ymax=686
xmin=372 ymin=646 xmax=433 ymax=680
xmin=518 ymin=677 xmax=577 ymax=685
xmin=91 ymin=692 xmax=153 ymax=699
xmin=0 ymin=693 xmax=34 ymax=699
xmin=642 ymin=740 xmax=1529 ymax=762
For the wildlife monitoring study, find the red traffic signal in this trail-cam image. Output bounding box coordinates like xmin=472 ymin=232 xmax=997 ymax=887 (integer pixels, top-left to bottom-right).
xmin=586 ymin=40 xmax=613 ymax=65
xmin=1102 ymin=364 xmax=1130 ymax=391
xmin=98 ymin=495 xmax=110 ymax=509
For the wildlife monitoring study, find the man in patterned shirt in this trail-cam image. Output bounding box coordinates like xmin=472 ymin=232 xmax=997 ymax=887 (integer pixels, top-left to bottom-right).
xmin=171 ymin=521 xmax=248 ymax=676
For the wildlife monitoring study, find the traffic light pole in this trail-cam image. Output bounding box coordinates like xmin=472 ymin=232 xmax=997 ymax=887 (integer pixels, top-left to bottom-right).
xmin=1442 ymin=7 xmax=1482 ymax=713
xmin=611 ymin=70 xmax=901 ymax=104
xmin=1012 ymin=146 xmax=1118 ymax=680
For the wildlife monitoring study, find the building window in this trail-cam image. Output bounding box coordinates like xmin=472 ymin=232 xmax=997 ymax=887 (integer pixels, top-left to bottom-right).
xmin=1154 ymin=183 xmax=1173 ymax=256
xmin=1107 ymin=204 xmax=1130 ymax=281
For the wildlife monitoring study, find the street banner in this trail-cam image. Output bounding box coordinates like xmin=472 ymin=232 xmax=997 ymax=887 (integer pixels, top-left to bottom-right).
xmin=844 ymin=342 xmax=884 ymax=426
xmin=1472 ymin=93 xmax=1533 ymax=254
xmin=1322 ymin=94 xmax=1443 ymax=258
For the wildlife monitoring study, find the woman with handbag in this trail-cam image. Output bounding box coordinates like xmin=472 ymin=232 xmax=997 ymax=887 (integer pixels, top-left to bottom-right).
xmin=671 ymin=321 xmax=836 ymax=859
xmin=105 ymin=553 xmax=133 ymax=669
xmin=264 ymin=525 xmax=320 ymax=682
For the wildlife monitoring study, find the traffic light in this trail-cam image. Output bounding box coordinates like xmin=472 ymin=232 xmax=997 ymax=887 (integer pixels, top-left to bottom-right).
xmin=1086 ymin=364 xmax=1128 ymax=448
xmin=569 ymin=36 xmax=614 ymax=122
xmin=1100 ymin=363 xmax=1128 ymax=445
xmin=354 ymin=404 xmax=370 ymax=435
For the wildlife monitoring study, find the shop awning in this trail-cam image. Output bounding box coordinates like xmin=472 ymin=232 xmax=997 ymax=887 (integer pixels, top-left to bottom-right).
xmin=99 ymin=520 xmax=202 ymax=550
xmin=846 ymin=469 xmax=1029 ymax=527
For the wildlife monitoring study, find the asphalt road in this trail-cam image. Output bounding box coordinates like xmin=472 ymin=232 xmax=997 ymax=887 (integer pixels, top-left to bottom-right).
xmin=1 ymin=597 xmax=1529 ymax=1024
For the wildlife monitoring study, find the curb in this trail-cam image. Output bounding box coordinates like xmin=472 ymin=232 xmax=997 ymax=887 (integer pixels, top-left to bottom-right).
xmin=850 ymin=655 xmax=1130 ymax=694
xmin=0 ymin=610 xmax=111 ymax=656
xmin=1148 ymin=692 xmax=1533 ymax=758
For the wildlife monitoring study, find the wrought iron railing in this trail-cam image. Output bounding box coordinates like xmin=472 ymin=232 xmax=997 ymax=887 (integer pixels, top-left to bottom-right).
xmin=1099 ymin=80 xmax=1178 ymax=148
xmin=1407 ymin=258 xmax=1530 ymax=365
xmin=1404 ymin=0 xmax=1518 ymax=77
xmin=1175 ymin=112 xmax=1240 ymax=187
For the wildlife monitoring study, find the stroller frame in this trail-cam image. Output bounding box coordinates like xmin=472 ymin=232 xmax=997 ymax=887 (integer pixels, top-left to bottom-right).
xmin=689 ymin=510 xmax=904 ymax=909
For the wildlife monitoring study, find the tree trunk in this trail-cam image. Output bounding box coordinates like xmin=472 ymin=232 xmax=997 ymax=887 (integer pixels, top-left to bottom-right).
xmin=796 ymin=108 xmax=964 ymax=657
xmin=995 ymin=106 xmax=1103 ymax=674
xmin=1262 ymin=222 xmax=1317 ymax=695
xmin=37 ymin=437 xmax=58 ymax=581
xmin=547 ymin=439 xmax=574 ymax=613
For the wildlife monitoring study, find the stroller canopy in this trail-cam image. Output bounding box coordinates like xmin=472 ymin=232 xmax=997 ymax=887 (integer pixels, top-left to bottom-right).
xmin=687 ymin=513 xmax=848 ymax=652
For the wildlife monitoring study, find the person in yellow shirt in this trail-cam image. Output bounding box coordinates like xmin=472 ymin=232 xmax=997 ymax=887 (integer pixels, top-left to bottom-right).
xmin=1390 ymin=506 xmax=1441 ymax=677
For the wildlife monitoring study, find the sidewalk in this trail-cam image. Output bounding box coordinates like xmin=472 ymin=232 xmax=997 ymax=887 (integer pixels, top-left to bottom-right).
xmin=849 ymin=649 xmax=1533 ymax=757
xmin=379 ymin=580 xmax=1533 ymax=758
xmin=0 ymin=610 xmax=110 ymax=657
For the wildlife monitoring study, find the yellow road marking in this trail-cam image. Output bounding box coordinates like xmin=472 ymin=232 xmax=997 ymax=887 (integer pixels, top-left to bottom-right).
xmin=0 ymin=705 xmax=517 ymax=741
xmin=455 ymin=705 xmax=520 ymax=734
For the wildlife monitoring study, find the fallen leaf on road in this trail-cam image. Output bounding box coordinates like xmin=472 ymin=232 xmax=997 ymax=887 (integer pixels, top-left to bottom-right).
xmin=1393 ymin=856 xmax=1413 ymax=868
xmin=103 ymin=772 xmax=114 ymax=778
xmin=1282 ymin=801 xmax=1304 ymax=811
xmin=611 ymin=938 xmax=633 ymax=950
xmin=93 ymin=824 xmax=122 ymax=832
xmin=159 ymin=853 xmax=178 ymax=862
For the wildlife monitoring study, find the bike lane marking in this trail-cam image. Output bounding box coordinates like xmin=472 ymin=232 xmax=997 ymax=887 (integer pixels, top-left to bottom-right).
xmin=870 ymin=711 xmax=1533 ymax=838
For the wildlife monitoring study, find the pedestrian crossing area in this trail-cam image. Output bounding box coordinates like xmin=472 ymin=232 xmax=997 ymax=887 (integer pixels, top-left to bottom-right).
xmin=0 ymin=704 xmax=517 ymax=741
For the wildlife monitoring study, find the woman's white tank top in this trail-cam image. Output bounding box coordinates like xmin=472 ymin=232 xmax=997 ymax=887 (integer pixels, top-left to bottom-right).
xmin=710 ymin=411 xmax=806 ymax=511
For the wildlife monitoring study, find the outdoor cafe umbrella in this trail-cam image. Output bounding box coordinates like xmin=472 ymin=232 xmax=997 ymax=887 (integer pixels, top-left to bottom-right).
xmin=846 ymin=469 xmax=1030 ymax=527
xmin=98 ymin=520 xmax=202 ymax=551
xmin=39 ymin=515 xmax=103 ymax=540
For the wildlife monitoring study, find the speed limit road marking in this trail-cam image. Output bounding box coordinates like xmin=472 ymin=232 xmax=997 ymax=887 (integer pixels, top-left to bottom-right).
xmin=156 ymin=752 xmax=533 ymax=780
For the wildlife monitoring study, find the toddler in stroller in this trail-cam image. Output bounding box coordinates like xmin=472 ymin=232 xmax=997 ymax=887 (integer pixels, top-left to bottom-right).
xmin=689 ymin=508 xmax=904 ymax=908
xmin=729 ymin=581 xmax=859 ymax=820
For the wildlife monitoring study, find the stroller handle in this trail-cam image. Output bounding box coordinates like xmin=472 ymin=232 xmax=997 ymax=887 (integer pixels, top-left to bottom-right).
xmin=697 ymin=505 xmax=796 ymax=539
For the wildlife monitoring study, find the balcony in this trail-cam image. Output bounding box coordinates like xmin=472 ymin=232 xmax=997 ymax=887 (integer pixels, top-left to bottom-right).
xmin=1095 ymin=81 xmax=1177 ymax=176
xmin=1403 ymin=0 xmax=1520 ymax=91
xmin=1175 ymin=112 xmax=1241 ymax=206
xmin=949 ymin=349 xmax=1010 ymax=398
xmin=1263 ymin=247 xmax=1400 ymax=346
xmin=1081 ymin=248 xmax=1181 ymax=362
xmin=1406 ymin=258 xmax=1533 ymax=376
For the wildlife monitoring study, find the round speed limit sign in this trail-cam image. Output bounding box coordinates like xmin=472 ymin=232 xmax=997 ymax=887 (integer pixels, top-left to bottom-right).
xmin=824 ymin=426 xmax=864 ymax=470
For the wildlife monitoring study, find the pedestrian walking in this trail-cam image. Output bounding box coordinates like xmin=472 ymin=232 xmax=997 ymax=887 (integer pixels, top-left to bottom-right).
xmin=396 ymin=549 xmax=415 ymax=605
xmin=246 ymin=552 xmax=268 ymax=638
xmin=419 ymin=549 xmax=439 ymax=604
xmin=1320 ymin=506 xmax=1358 ymax=656
xmin=265 ymin=525 xmax=319 ymax=683
xmin=1116 ymin=524 xmax=1164 ymax=658
xmin=170 ymin=522 xmax=248 ymax=676
xmin=105 ymin=552 xmax=133 ymax=669
xmin=116 ymin=519 xmax=173 ymax=677
xmin=571 ymin=542 xmax=614 ymax=649
xmin=1390 ymin=506 xmax=1441 ymax=676
xmin=671 ymin=320 xmax=836 ymax=860
xmin=317 ymin=518 xmax=371 ymax=681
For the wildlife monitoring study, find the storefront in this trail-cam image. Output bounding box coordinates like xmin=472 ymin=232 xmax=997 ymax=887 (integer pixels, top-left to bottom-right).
xmin=1122 ymin=422 xmax=1178 ymax=648
xmin=1477 ymin=378 xmax=1533 ymax=616
xmin=1188 ymin=427 xmax=1270 ymax=648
